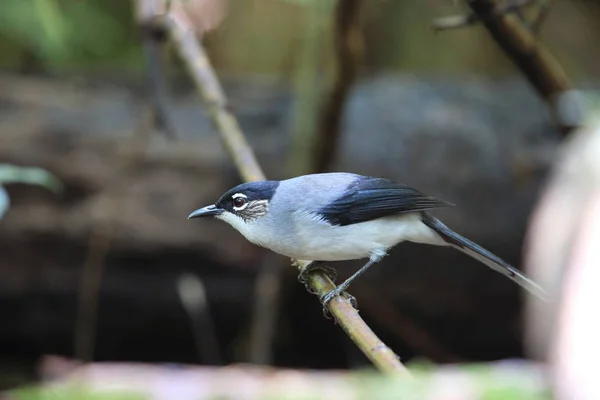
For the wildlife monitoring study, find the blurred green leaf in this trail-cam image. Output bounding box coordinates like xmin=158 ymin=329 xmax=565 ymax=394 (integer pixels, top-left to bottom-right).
xmin=557 ymin=89 xmax=600 ymax=127
xmin=0 ymin=0 xmax=71 ymax=62
xmin=277 ymin=0 xmax=320 ymax=5
xmin=0 ymin=164 xmax=63 ymax=194
xmin=33 ymin=0 xmax=69 ymax=57
xmin=0 ymin=186 xmax=10 ymax=220
xmin=581 ymin=91 xmax=600 ymax=116
xmin=12 ymin=384 xmax=147 ymax=400
xmin=0 ymin=0 xmax=142 ymax=69
xmin=0 ymin=164 xmax=63 ymax=221
xmin=166 ymin=0 xmax=190 ymax=12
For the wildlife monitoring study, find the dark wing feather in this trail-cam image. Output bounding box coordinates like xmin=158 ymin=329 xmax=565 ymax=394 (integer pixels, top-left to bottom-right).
xmin=318 ymin=177 xmax=453 ymax=226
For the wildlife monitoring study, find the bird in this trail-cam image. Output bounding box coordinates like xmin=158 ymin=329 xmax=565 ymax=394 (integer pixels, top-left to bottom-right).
xmin=188 ymin=172 xmax=547 ymax=313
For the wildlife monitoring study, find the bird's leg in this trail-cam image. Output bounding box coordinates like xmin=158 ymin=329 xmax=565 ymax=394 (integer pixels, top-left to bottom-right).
xmin=297 ymin=261 xmax=337 ymax=294
xmin=320 ymin=258 xmax=379 ymax=318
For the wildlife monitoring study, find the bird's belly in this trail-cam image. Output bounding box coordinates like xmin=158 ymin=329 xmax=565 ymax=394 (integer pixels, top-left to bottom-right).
xmin=291 ymin=235 xmax=376 ymax=261
xmin=276 ymin=212 xmax=440 ymax=262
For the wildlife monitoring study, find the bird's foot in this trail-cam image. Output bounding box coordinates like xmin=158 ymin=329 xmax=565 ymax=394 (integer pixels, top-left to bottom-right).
xmin=297 ymin=262 xmax=337 ymax=294
xmin=320 ymin=286 xmax=358 ymax=319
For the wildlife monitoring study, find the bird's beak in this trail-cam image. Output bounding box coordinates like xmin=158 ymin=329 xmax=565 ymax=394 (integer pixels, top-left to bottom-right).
xmin=187 ymin=204 xmax=225 ymax=219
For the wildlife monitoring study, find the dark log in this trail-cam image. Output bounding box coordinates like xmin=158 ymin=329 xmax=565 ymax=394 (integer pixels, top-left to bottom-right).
xmin=0 ymin=72 xmax=563 ymax=374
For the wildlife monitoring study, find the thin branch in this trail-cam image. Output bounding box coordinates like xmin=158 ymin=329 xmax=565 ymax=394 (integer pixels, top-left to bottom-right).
xmin=177 ymin=273 xmax=223 ymax=365
xmin=162 ymin=14 xmax=263 ymax=181
xmin=135 ymin=0 xmax=177 ymax=139
xmin=434 ymin=0 xmax=574 ymax=135
xmin=141 ymin=33 xmax=176 ymax=138
xmin=151 ymin=1 xmax=283 ymax=363
xmin=432 ymin=0 xmax=538 ymax=31
xmin=248 ymin=254 xmax=284 ymax=365
xmin=147 ymin=2 xmax=409 ymax=375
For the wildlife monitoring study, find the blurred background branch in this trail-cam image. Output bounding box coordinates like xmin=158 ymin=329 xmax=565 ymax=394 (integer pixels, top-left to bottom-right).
xmin=248 ymin=253 xmax=283 ymax=365
xmin=135 ymin=0 xmax=176 ymax=139
xmin=435 ymin=0 xmax=575 ymax=135
xmin=312 ymin=0 xmax=364 ymax=173
xmin=287 ymin=0 xmax=336 ymax=176
xmin=74 ymin=109 xmax=154 ymax=362
xmin=177 ymin=273 xmax=223 ymax=365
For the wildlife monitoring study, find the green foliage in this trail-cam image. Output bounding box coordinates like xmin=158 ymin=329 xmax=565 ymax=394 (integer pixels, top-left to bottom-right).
xmin=1 ymin=0 xmax=598 ymax=76
xmin=555 ymin=89 xmax=600 ymax=128
xmin=0 ymin=187 xmax=8 ymax=220
xmin=276 ymin=0 xmax=321 ymax=5
xmin=0 ymin=164 xmax=62 ymax=192
xmin=165 ymin=0 xmax=190 ymax=12
xmin=580 ymin=90 xmax=600 ymax=118
xmin=0 ymin=0 xmax=142 ymax=69
xmin=12 ymin=385 xmax=146 ymax=400
xmin=7 ymin=365 xmax=551 ymax=400
xmin=0 ymin=164 xmax=63 ymax=220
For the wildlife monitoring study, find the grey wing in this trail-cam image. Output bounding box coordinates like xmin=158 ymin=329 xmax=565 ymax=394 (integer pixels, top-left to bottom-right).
xmin=317 ymin=176 xmax=453 ymax=226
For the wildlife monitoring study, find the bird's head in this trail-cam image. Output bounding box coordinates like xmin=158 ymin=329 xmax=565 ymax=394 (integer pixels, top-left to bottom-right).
xmin=188 ymin=181 xmax=279 ymax=231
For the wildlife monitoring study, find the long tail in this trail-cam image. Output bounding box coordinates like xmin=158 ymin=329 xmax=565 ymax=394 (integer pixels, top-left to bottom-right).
xmin=421 ymin=212 xmax=548 ymax=301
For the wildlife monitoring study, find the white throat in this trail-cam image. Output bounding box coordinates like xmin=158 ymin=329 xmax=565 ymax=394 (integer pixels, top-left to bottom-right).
xmin=216 ymin=211 xmax=257 ymax=242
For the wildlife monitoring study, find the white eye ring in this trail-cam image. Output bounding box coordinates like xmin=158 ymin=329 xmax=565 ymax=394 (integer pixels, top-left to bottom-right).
xmin=232 ymin=193 xmax=248 ymax=210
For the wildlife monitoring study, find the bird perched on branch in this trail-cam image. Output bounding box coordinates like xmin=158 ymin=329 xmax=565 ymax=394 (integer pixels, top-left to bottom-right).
xmin=188 ymin=172 xmax=547 ymax=314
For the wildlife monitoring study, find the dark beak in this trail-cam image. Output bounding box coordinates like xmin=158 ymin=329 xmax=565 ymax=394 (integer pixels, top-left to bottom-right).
xmin=187 ymin=205 xmax=225 ymax=219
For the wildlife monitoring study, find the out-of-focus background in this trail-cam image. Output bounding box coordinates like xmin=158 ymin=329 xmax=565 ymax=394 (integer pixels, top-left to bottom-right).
xmin=0 ymin=0 xmax=599 ymax=394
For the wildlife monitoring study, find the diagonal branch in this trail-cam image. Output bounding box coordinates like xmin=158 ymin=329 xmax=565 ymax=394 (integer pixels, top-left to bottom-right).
xmin=163 ymin=14 xmax=264 ymax=183
xmin=432 ymin=0 xmax=540 ymax=32
xmin=139 ymin=0 xmax=409 ymax=376
xmin=435 ymin=0 xmax=574 ymax=135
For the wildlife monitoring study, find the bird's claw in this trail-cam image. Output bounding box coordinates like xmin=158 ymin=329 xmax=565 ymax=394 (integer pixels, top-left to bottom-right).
xmin=297 ymin=263 xmax=358 ymax=319
xmin=297 ymin=262 xmax=337 ymax=294
xmin=320 ymin=288 xmax=358 ymax=319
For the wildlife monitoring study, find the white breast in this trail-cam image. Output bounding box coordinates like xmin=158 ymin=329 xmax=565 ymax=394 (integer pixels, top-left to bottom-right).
xmin=247 ymin=210 xmax=446 ymax=262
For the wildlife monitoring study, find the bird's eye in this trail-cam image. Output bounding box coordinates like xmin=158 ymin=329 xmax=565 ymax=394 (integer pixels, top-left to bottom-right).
xmin=233 ymin=197 xmax=246 ymax=208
